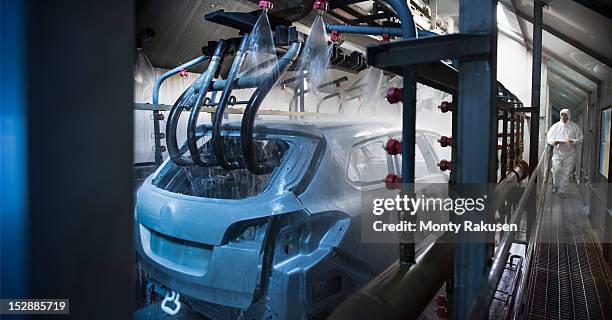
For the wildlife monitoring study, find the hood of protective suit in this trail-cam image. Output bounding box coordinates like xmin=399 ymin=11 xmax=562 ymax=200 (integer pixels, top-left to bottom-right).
xmin=560 ymin=108 xmax=571 ymax=120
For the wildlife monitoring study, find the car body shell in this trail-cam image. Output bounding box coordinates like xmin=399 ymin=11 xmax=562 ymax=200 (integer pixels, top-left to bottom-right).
xmin=135 ymin=120 xmax=448 ymax=319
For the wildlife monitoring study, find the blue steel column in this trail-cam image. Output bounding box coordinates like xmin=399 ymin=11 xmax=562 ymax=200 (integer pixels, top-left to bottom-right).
xmin=452 ymin=0 xmax=498 ymax=319
xmin=383 ymin=0 xmax=419 ymax=265
xmin=400 ymin=67 xmax=418 ymax=264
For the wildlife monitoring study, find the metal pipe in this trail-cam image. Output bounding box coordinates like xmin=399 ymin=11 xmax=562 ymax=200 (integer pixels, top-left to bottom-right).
xmin=328 ymin=239 xmax=454 ymax=320
xmin=241 ymin=41 xmax=302 ymax=175
xmin=492 ymin=160 xmax=528 ymax=213
xmin=152 ymin=55 xmax=209 ymax=105
xmin=212 ymin=34 xmax=250 ymax=170
xmin=325 ymin=24 xmax=435 ymax=38
xmin=152 ymin=55 xmax=209 ymax=164
xmin=313 ymin=84 xmax=365 ymax=114
xmin=382 ymin=0 xmax=417 ymax=39
xmin=380 ymin=0 xmax=419 ymax=265
xmin=165 ymin=90 xmax=195 ymax=165
xmin=187 ymin=40 xmax=227 ymax=166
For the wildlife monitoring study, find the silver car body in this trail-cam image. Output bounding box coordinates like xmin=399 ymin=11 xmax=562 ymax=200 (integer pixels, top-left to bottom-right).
xmin=135 ymin=120 xmax=448 ymax=319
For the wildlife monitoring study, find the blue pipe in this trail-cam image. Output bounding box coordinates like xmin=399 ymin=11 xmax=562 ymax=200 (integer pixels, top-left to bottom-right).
xmin=381 ymin=0 xmax=418 ymax=265
xmin=383 ymin=0 xmax=417 ymax=38
xmin=325 ymin=24 xmax=435 ymax=38
xmin=152 ymin=55 xmax=209 ymax=105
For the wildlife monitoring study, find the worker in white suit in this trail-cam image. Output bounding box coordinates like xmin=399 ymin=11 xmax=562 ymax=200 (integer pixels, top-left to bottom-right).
xmin=546 ymin=109 xmax=583 ymax=194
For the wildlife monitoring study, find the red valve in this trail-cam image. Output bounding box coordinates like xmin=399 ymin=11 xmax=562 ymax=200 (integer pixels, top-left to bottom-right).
xmin=384 ymin=138 xmax=402 ymax=155
xmin=313 ymin=0 xmax=329 ymax=11
xmin=259 ymin=0 xmax=273 ymax=10
xmin=438 ymin=136 xmax=453 ymax=147
xmin=384 ymin=173 xmax=402 ymax=189
xmin=381 ymin=33 xmax=391 ymax=43
xmin=386 ymin=87 xmax=403 ymax=104
xmin=435 ymin=306 xmax=448 ymax=318
xmin=152 ymin=132 xmax=165 ymax=139
xmin=153 ymin=113 xmax=165 ymax=120
xmin=435 ymin=295 xmax=447 ymax=306
xmin=437 ymin=159 xmax=453 ymax=172
xmin=438 ymin=101 xmax=453 ymax=113
xmin=330 ymin=30 xmax=341 ymax=42
xmin=159 ymin=145 xmax=167 ymax=152
xmin=179 ymin=68 xmax=188 ymax=78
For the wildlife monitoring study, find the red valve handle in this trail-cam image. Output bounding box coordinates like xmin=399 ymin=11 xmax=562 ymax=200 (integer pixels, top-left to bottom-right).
xmin=384 ymin=138 xmax=402 ymax=155
xmin=437 ymin=159 xmax=453 ymax=172
xmin=438 ymin=136 xmax=453 ymax=147
xmin=435 ymin=294 xmax=447 ymax=306
xmin=435 ymin=306 xmax=448 ymax=318
xmin=438 ymin=101 xmax=453 ymax=113
xmin=384 ymin=173 xmax=402 ymax=189
xmin=386 ymin=87 xmax=403 ymax=104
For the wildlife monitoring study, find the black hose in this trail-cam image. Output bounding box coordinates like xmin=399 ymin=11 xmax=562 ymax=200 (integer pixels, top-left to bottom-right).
xmin=166 ymin=89 xmax=195 ymax=166
xmin=211 ymin=34 xmax=250 ymax=170
xmin=240 ymin=41 xmax=302 ymax=175
xmin=187 ymin=40 xmax=228 ymax=166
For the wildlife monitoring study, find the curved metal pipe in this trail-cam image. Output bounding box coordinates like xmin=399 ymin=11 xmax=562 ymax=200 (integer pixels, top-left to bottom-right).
xmin=240 ymin=41 xmax=302 ymax=175
xmin=166 ymin=89 xmax=195 ymax=165
xmin=152 ymin=55 xmax=208 ymax=105
xmin=187 ymin=40 xmax=228 ymax=166
xmin=382 ymin=0 xmax=417 ymax=39
xmin=211 ymin=34 xmax=250 ymax=170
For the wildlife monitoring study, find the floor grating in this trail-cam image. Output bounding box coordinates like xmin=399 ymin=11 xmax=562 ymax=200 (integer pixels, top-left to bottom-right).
xmin=524 ymin=185 xmax=612 ymax=320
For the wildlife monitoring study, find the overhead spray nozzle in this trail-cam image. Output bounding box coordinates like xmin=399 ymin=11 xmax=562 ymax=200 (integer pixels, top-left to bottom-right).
xmin=330 ymin=29 xmax=341 ymax=42
xmin=259 ymin=1 xmax=273 ymax=10
xmin=381 ymin=33 xmax=390 ymax=43
xmin=314 ymin=1 xmax=329 ymax=11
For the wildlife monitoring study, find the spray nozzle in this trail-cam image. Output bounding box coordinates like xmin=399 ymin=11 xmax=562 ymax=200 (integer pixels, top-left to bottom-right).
xmin=330 ymin=30 xmax=341 ymax=42
xmin=259 ymin=1 xmax=273 ymax=11
xmin=314 ymin=1 xmax=329 ymax=12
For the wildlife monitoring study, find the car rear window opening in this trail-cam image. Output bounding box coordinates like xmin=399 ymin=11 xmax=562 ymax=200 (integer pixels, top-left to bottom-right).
xmin=153 ymin=136 xmax=289 ymax=199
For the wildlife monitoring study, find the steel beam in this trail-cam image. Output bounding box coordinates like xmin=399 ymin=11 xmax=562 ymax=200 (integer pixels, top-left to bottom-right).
xmin=452 ymin=0 xmax=497 ymax=319
xmin=548 ymin=80 xmax=587 ymax=103
xmin=548 ymin=69 xmax=592 ymax=95
xmin=367 ymin=33 xmax=491 ymax=69
xmin=543 ymin=50 xmax=601 ymax=84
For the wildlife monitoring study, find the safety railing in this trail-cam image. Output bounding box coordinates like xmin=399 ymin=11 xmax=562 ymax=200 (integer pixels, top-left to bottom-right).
xmin=465 ymin=146 xmax=550 ymax=319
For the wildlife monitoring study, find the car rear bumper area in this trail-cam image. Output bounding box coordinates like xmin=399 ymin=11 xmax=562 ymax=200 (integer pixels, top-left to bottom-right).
xmin=135 ymin=223 xmax=261 ymax=309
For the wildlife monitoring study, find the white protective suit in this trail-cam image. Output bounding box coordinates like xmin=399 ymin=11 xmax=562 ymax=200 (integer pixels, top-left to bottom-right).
xmin=546 ymin=109 xmax=583 ymax=193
